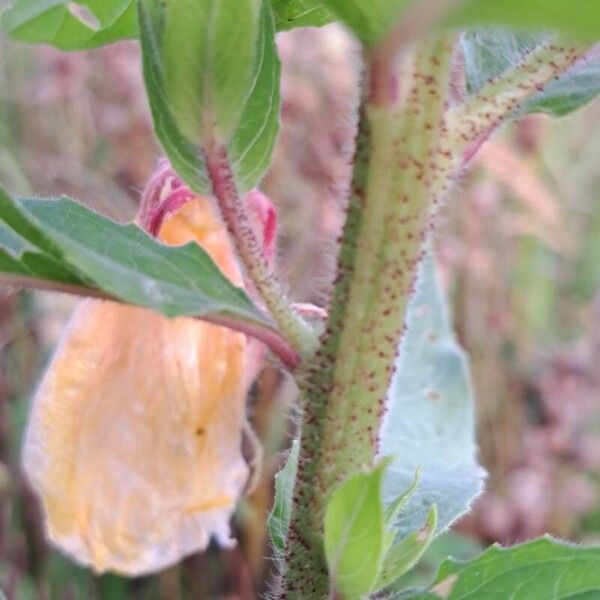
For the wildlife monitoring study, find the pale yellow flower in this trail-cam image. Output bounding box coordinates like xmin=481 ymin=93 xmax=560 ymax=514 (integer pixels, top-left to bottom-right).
xmin=23 ymin=167 xmax=275 ymax=576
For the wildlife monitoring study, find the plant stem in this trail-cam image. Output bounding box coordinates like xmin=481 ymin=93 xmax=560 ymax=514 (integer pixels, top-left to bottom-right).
xmin=276 ymin=97 xmax=372 ymax=600
xmin=205 ymin=144 xmax=319 ymax=360
xmin=278 ymin=30 xmax=593 ymax=600
xmin=279 ymin=34 xmax=458 ymax=599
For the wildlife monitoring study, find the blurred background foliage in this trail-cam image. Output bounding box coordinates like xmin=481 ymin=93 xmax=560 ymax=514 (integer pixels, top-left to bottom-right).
xmin=0 ymin=23 xmax=599 ymax=599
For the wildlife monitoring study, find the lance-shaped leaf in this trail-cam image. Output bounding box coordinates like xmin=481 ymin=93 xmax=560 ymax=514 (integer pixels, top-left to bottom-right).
xmin=411 ymin=537 xmax=600 ymax=599
xmin=324 ymin=461 xmax=389 ymax=600
xmin=376 ymin=506 xmax=437 ymax=591
xmin=0 ymin=187 xmax=89 ymax=283
xmin=137 ymin=0 xmax=281 ymax=193
xmin=0 ymin=188 xmax=273 ymax=329
xmin=324 ymin=462 xmax=439 ymax=598
xmin=379 ymin=256 xmax=485 ymax=538
xmin=162 ymin=0 xmax=260 ymax=142
xmin=268 ymin=440 xmax=299 ymax=553
xmin=136 ymin=0 xmax=209 ymax=194
xmin=229 ymin=4 xmax=282 ymax=189
xmin=461 ymin=30 xmax=600 ymax=118
xmin=320 ymin=0 xmax=409 ymax=45
xmin=1 ymin=0 xmax=137 ymax=50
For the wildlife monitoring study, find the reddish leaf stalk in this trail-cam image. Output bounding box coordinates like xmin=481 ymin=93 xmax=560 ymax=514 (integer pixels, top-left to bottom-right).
xmin=448 ymin=40 xmax=589 ymax=145
xmin=0 ymin=276 xmax=300 ymax=369
xmin=204 ymin=144 xmax=318 ymax=360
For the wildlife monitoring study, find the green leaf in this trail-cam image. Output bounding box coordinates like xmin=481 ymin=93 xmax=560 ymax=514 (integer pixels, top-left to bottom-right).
xmin=137 ymin=0 xmax=209 ymax=193
xmin=379 ymin=256 xmax=485 ymax=538
xmin=162 ymin=0 xmax=260 ymax=141
xmin=18 ymin=196 xmax=268 ymax=321
xmin=384 ymin=469 xmax=420 ymax=527
xmin=321 ymin=257 xmax=482 ymax=596
xmin=412 ymin=537 xmax=600 ymax=599
xmin=442 ymin=1 xmax=600 ymax=42
xmin=2 ymin=0 xmax=137 ymax=50
xmin=324 ymin=460 xmax=389 ymax=600
xmin=373 ymin=474 xmax=437 ymax=592
xmin=0 ymin=189 xmax=271 ymax=327
xmin=462 ymin=30 xmax=600 ymax=117
xmin=229 ymin=3 xmax=282 ymax=191
xmin=270 ymin=0 xmax=333 ymax=31
xmin=137 ymin=0 xmax=281 ymax=193
xmin=268 ymin=440 xmax=299 ymax=553
xmin=523 ymin=53 xmax=600 ymax=116
xmin=377 ymin=506 xmax=437 ymax=591
xmin=321 ymin=0 xmax=409 ymax=45
xmin=280 ymin=0 xmax=600 ymax=44
xmin=0 ymin=187 xmax=89 ymax=282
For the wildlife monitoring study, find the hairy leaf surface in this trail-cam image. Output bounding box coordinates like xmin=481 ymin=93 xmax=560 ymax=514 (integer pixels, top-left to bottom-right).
xmin=380 ymin=257 xmax=485 ymax=538
xmin=412 ymin=537 xmax=600 ymax=599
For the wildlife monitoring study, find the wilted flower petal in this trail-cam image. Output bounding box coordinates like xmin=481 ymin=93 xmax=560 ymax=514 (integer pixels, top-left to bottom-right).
xmin=23 ymin=175 xmax=276 ymax=575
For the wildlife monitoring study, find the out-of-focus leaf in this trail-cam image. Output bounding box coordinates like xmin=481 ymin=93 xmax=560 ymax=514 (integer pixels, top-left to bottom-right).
xmin=271 ymin=0 xmax=600 ymax=42
xmin=2 ymin=0 xmax=137 ymax=50
xmin=411 ymin=537 xmax=600 ymax=599
xmin=523 ymin=54 xmax=600 ymax=116
xmin=443 ymin=1 xmax=600 ymax=42
xmin=137 ymin=0 xmax=281 ymax=193
xmin=321 ymin=0 xmax=409 ymax=45
xmin=0 ymin=189 xmax=271 ymax=327
xmin=461 ymin=30 xmax=600 ymax=117
xmin=295 ymin=0 xmax=600 ymax=46
xmin=324 ymin=461 xmax=389 ymax=600
xmin=270 ymin=0 xmax=333 ymax=31
xmin=268 ymin=440 xmax=299 ymax=553
xmin=379 ymin=256 xmax=485 ymax=538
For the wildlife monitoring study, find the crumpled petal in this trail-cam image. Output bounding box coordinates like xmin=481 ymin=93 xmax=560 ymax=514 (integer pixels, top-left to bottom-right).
xmin=23 ymin=193 xmax=273 ymax=575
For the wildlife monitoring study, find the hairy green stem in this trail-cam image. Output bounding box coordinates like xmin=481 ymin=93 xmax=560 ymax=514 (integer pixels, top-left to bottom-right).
xmin=276 ymin=30 xmax=593 ymax=600
xmin=205 ymin=144 xmax=319 ymax=360
xmin=276 ymin=97 xmax=372 ymax=600
xmin=279 ymin=34 xmax=458 ymax=599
